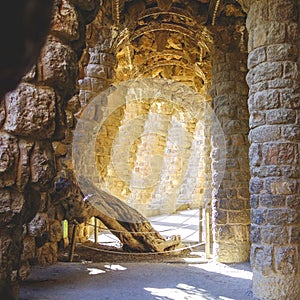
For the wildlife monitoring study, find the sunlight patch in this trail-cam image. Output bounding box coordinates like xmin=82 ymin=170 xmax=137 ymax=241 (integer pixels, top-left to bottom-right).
xmin=104 ymin=264 xmax=127 ymax=271
xmin=87 ymin=268 xmax=106 ymax=275
xmin=144 ymin=286 xmax=214 ymax=300
xmin=189 ymin=262 xmax=253 ymax=280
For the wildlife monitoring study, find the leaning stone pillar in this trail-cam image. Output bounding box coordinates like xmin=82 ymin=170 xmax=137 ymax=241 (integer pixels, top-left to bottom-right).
xmin=211 ymin=26 xmax=250 ymax=263
xmin=246 ymin=0 xmax=300 ymax=298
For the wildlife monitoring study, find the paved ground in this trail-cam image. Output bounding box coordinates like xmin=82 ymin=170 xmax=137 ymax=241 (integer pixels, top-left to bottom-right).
xmin=20 ymin=209 xmax=256 ymax=300
xmin=20 ymin=261 xmax=254 ymax=300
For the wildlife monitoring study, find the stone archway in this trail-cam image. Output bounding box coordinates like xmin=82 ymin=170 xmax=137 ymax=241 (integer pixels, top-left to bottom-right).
xmin=1 ymin=1 xmax=300 ymax=300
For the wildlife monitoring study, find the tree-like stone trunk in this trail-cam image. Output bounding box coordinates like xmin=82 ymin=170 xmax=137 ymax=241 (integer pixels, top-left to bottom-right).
xmin=53 ymin=171 xmax=183 ymax=253
xmin=81 ymin=177 xmax=183 ymax=253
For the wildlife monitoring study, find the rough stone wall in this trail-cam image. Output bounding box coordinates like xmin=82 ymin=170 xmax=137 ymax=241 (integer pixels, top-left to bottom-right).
xmin=0 ymin=1 xmax=99 ymax=298
xmin=211 ymin=25 xmax=251 ymax=263
xmin=246 ymin=0 xmax=300 ymax=298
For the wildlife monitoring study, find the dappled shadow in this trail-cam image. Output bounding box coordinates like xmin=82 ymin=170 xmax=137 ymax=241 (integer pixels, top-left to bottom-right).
xmin=144 ymin=263 xmax=253 ymax=300
xmin=20 ymin=261 xmax=253 ymax=300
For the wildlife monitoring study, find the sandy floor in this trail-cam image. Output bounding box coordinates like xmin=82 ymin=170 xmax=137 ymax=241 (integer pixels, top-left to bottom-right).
xmin=20 ymin=209 xmax=257 ymax=300
xmin=20 ymin=259 xmax=256 ymax=300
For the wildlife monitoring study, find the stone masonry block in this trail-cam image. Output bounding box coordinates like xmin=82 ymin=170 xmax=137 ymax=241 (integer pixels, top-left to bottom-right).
xmin=249 ymin=177 xmax=263 ymax=194
xmin=266 ymin=22 xmax=286 ymax=44
xmin=269 ymin=0 xmax=297 ymax=22
xmin=283 ymin=62 xmax=299 ymax=80
xmin=248 ymin=47 xmax=266 ymax=69
xmin=281 ymin=165 xmax=300 ymax=178
xmin=262 ymin=143 xmax=298 ymax=165
xmin=249 ymin=111 xmax=266 ymax=129
xmin=266 ymin=109 xmax=296 ymax=125
xmin=250 ymin=195 xmax=259 ymax=209
xmin=251 ymin=245 xmax=274 ymax=275
xmin=253 ymin=63 xmax=283 ymax=84
xmin=275 ymin=246 xmax=297 ymax=275
xmin=250 ymin=225 xmax=261 ymax=244
xmin=287 ymin=23 xmax=299 ymax=44
xmin=38 ymin=36 xmax=77 ymax=96
xmin=290 ymin=226 xmax=300 ymax=243
xmin=212 ymin=208 xmax=227 ymax=225
xmin=265 ymin=208 xmax=288 ymax=225
xmin=0 ymin=133 xmax=19 ymax=188
xmin=4 ymin=83 xmax=56 ymax=139
xmin=249 ymin=126 xmax=281 ymax=143
xmin=282 ymin=125 xmax=300 ymax=141
xmin=0 ymin=188 xmax=25 ymax=227
xmin=286 ymin=195 xmax=300 ymax=210
xmin=261 ymin=226 xmax=288 ymax=245
xmin=52 ymin=0 xmax=79 ymax=41
xmin=259 ymin=194 xmax=285 ymax=208
xmin=30 ymin=141 xmax=56 ymax=192
xmin=268 ymin=178 xmax=297 ymax=195
xmin=267 ymin=44 xmax=298 ymax=62
xmin=281 ymin=90 xmax=300 ymax=108
xmin=251 ymin=165 xmax=282 ymax=178
xmin=268 ymin=78 xmax=293 ymax=89
xmin=228 ymin=210 xmax=250 ymax=224
xmin=251 ymin=208 xmax=267 ymax=225
xmin=249 ymin=143 xmax=261 ymax=166
xmin=253 ymin=90 xmax=280 ymax=110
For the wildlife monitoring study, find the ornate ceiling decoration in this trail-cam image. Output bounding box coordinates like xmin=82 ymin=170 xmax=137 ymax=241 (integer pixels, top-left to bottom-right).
xmin=113 ymin=0 xmax=214 ymax=93
xmin=85 ymin=0 xmax=246 ymax=93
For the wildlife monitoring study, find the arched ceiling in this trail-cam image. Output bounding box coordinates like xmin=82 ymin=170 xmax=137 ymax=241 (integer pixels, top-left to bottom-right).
xmin=85 ymin=0 xmax=246 ymax=94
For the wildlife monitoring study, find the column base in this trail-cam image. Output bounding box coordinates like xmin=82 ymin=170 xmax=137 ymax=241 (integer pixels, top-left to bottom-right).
xmin=0 ymin=282 xmax=19 ymax=300
xmin=252 ymin=271 xmax=300 ymax=300
xmin=213 ymin=242 xmax=250 ymax=263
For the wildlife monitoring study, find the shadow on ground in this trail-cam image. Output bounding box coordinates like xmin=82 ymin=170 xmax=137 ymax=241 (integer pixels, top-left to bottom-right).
xmin=20 ymin=260 xmax=255 ymax=300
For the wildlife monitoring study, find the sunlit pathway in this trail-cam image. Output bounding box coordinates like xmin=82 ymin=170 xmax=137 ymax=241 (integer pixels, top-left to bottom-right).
xmin=20 ymin=209 xmax=255 ymax=300
xmin=20 ymin=261 xmax=254 ymax=300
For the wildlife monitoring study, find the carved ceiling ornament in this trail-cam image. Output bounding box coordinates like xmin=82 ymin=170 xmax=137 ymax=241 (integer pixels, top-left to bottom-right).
xmin=112 ymin=0 xmax=213 ymax=93
xmin=85 ymin=0 xmax=245 ymax=92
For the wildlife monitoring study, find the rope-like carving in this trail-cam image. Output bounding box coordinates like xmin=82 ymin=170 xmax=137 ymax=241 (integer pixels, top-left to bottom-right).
xmin=212 ymin=0 xmax=222 ymax=25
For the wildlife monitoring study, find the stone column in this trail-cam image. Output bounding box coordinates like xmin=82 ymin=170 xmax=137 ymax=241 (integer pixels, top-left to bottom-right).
xmin=246 ymin=0 xmax=300 ymax=298
xmin=150 ymin=109 xmax=196 ymax=215
xmin=128 ymin=100 xmax=173 ymax=216
xmin=211 ymin=26 xmax=250 ymax=263
xmin=78 ymin=0 xmax=116 ymax=108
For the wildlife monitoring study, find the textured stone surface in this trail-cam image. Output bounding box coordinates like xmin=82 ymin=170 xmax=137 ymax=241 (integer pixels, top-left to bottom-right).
xmin=30 ymin=141 xmax=56 ymax=192
xmin=38 ymin=36 xmax=77 ymax=96
xmin=0 ymin=188 xmax=25 ymax=227
xmin=0 ymin=132 xmax=19 ymax=188
xmin=4 ymin=83 xmax=56 ymax=139
xmin=0 ymin=1 xmax=99 ymax=298
xmin=52 ymin=0 xmax=79 ymax=42
xmin=16 ymin=140 xmax=34 ymax=191
xmin=27 ymin=213 xmax=49 ymax=237
xmin=211 ymin=25 xmax=250 ymax=264
xmin=247 ymin=0 xmax=300 ymax=299
xmin=37 ymin=242 xmax=58 ymax=265
xmin=1 ymin=1 xmax=300 ymax=299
